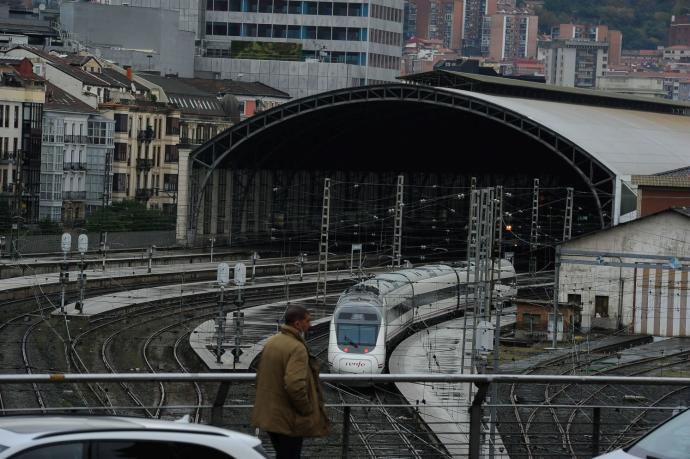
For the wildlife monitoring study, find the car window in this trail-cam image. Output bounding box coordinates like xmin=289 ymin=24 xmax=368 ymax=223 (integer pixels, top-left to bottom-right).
xmin=93 ymin=440 xmax=235 ymax=459
xmin=10 ymin=441 xmax=85 ymax=459
xmin=627 ymin=409 xmax=690 ymax=459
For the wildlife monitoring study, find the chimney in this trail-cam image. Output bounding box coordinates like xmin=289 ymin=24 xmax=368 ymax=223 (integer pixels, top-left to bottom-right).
xmin=125 ymin=66 xmax=133 ymax=81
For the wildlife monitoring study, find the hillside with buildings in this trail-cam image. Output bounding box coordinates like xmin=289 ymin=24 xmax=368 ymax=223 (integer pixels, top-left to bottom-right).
xmin=535 ymin=0 xmax=687 ymax=48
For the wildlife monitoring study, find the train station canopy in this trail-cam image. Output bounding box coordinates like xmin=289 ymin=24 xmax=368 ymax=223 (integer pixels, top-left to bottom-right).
xmin=402 ymin=69 xmax=690 ymax=177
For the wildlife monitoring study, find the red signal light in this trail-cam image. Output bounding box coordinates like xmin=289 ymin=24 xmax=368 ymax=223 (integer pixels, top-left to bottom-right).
xmin=364 ymin=348 xmax=369 ymax=353
xmin=344 ymin=347 xmax=349 ymax=352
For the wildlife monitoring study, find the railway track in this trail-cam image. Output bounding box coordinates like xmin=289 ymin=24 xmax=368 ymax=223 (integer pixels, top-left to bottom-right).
xmin=503 ymin=337 xmax=690 ymax=459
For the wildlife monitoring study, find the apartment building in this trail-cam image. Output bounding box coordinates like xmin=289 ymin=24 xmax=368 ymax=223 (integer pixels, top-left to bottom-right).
xmin=670 ymin=14 xmax=690 ymax=47
xmin=486 ymin=9 xmax=537 ymax=60
xmin=0 ymin=59 xmax=44 ymax=225
xmin=550 ymin=23 xmax=622 ymax=65
xmin=41 ymin=83 xmax=115 ymax=224
xmin=544 ymin=39 xmax=609 ymax=88
xmin=100 ymin=100 xmax=182 ymax=215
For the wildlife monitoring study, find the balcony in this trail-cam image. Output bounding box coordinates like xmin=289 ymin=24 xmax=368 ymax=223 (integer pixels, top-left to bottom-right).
xmin=0 ymin=150 xmax=20 ymax=164
xmin=135 ymin=188 xmax=154 ymax=200
xmin=63 ymin=191 xmax=87 ymax=201
xmin=179 ymin=137 xmax=207 ymax=146
xmin=136 ymin=158 xmax=153 ymax=171
xmin=63 ymin=162 xmax=88 ymax=171
xmin=137 ymin=127 xmax=155 ymax=143
xmin=64 ymin=135 xmax=88 ymax=144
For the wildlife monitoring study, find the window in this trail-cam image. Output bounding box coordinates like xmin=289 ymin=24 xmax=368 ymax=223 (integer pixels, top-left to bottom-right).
xmin=567 ymin=294 xmax=582 ymax=306
xmin=288 ymin=0 xmax=301 ymax=13
xmin=274 ymin=0 xmax=287 ymax=12
xmin=228 ymin=22 xmax=241 ymax=35
xmin=164 ymin=145 xmax=179 ymax=162
xmin=304 ymin=1 xmax=317 ymax=14
xmin=114 ymin=114 xmax=128 ymax=133
xmin=11 ymin=441 xmax=85 ymax=459
xmin=93 ymin=440 xmax=235 ymax=459
xmin=286 ymin=24 xmax=300 ymax=38
xmin=272 ymin=24 xmax=287 ymax=38
xmin=212 ymin=22 xmax=227 ymax=35
xmin=595 ymin=295 xmax=609 ymax=318
xmin=165 ymin=117 xmax=180 ymax=135
xmin=258 ymin=0 xmax=272 ymax=12
xmin=317 ymin=26 xmax=331 ymax=39
xmin=318 ymin=1 xmax=332 ymax=14
xmin=333 ymin=2 xmax=347 ymax=15
xmin=0 ymin=105 xmax=4 ymax=127
xmin=213 ymin=0 xmax=228 ymax=10
xmin=4 ymin=105 xmax=8 ymax=128
xmin=243 ymin=23 xmax=257 ymax=36
xmin=348 ymin=2 xmax=362 ymax=16
xmin=523 ymin=313 xmax=541 ymax=328
xmin=332 ymin=26 xmax=346 ymax=40
xmin=164 ymin=173 xmax=178 ymax=191
xmin=13 ymin=105 xmax=18 ymax=128
xmin=258 ymin=23 xmax=272 ymax=37
xmin=303 ymin=25 xmax=316 ymax=39
xmin=114 ymin=143 xmax=127 ymax=162
xmin=229 ymin=0 xmax=241 ymax=10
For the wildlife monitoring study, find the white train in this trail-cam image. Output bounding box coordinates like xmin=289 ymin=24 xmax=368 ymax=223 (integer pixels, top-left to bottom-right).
xmin=328 ymin=260 xmax=517 ymax=375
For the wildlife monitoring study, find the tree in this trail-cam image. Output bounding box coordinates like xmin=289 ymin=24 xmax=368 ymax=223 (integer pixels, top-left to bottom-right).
xmin=87 ymin=201 xmax=175 ymax=232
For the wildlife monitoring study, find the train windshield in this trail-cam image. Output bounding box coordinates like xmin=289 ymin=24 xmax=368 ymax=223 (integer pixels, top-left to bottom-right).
xmin=337 ymin=324 xmax=378 ymax=347
xmin=335 ymin=310 xmax=380 ymax=348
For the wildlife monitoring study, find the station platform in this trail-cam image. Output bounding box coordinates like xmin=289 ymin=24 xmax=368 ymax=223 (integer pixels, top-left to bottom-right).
xmin=0 ymin=261 xmax=220 ymax=302
xmin=191 ymin=295 xmax=338 ymax=371
xmin=389 ymin=313 xmax=515 ymax=458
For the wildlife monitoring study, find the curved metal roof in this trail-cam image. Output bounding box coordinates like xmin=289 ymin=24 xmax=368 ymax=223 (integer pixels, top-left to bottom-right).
xmin=443 ymin=88 xmax=690 ymax=177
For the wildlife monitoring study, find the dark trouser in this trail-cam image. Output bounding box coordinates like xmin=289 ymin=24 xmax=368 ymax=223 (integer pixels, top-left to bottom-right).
xmin=267 ymin=432 xmax=303 ymax=459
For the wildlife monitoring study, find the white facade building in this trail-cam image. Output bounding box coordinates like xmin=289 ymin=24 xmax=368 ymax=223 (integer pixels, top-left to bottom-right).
xmin=543 ymin=40 xmax=608 ymax=88
xmin=557 ymin=208 xmax=690 ymax=335
xmin=41 ymin=84 xmax=114 ymax=224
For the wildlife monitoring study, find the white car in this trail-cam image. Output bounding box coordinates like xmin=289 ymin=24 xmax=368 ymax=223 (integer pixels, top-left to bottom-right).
xmin=596 ymin=408 xmax=690 ymax=459
xmin=0 ymin=416 xmax=268 ymax=459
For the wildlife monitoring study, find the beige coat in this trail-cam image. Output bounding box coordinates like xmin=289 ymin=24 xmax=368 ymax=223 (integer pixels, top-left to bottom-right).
xmin=251 ymin=325 xmax=331 ymax=437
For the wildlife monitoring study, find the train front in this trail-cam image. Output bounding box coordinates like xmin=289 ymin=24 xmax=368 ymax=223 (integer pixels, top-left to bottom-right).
xmin=328 ymin=290 xmax=385 ymax=376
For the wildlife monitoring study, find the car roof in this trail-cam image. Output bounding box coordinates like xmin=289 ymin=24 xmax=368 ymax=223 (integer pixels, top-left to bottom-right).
xmin=0 ymin=416 xmax=241 ymax=441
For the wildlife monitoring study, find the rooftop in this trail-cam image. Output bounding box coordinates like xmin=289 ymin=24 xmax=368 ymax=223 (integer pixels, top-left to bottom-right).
xmin=400 ymin=69 xmax=690 ymax=115
xmin=44 ymin=83 xmax=97 ymax=114
xmin=12 ymin=46 xmax=123 ymax=88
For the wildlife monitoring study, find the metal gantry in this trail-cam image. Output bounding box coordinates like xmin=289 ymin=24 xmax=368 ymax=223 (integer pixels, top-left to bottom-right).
xmin=529 ymin=178 xmax=540 ymax=275
xmin=392 ymin=175 xmax=404 ymax=267
xmin=563 ymin=187 xmax=574 ymax=242
xmin=316 ymin=178 xmax=331 ymax=304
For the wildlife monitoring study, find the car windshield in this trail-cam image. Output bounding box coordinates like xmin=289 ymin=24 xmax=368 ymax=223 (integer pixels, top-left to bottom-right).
xmin=626 ymin=409 xmax=690 ymax=459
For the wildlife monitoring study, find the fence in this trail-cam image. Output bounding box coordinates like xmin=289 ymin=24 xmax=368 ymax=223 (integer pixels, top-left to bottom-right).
xmin=3 ymin=373 xmax=689 ymax=458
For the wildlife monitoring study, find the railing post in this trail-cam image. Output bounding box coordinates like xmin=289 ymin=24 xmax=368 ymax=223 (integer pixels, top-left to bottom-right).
xmin=341 ymin=405 xmax=351 ymax=459
xmin=592 ymin=407 xmax=601 ymax=457
xmin=469 ymin=382 xmax=489 ymax=459
xmin=211 ymin=381 xmax=230 ymax=426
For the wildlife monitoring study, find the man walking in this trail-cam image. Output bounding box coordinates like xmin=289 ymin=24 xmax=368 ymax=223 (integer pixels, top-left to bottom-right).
xmin=252 ymin=305 xmax=330 ymax=458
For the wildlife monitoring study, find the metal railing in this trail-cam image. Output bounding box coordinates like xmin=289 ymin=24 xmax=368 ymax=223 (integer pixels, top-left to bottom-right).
xmin=63 ymin=162 xmax=88 ymax=171
xmin=3 ymin=373 xmax=690 ymax=458
xmin=62 ymin=191 xmax=87 ymax=200
xmin=64 ymin=135 xmax=89 ymax=144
